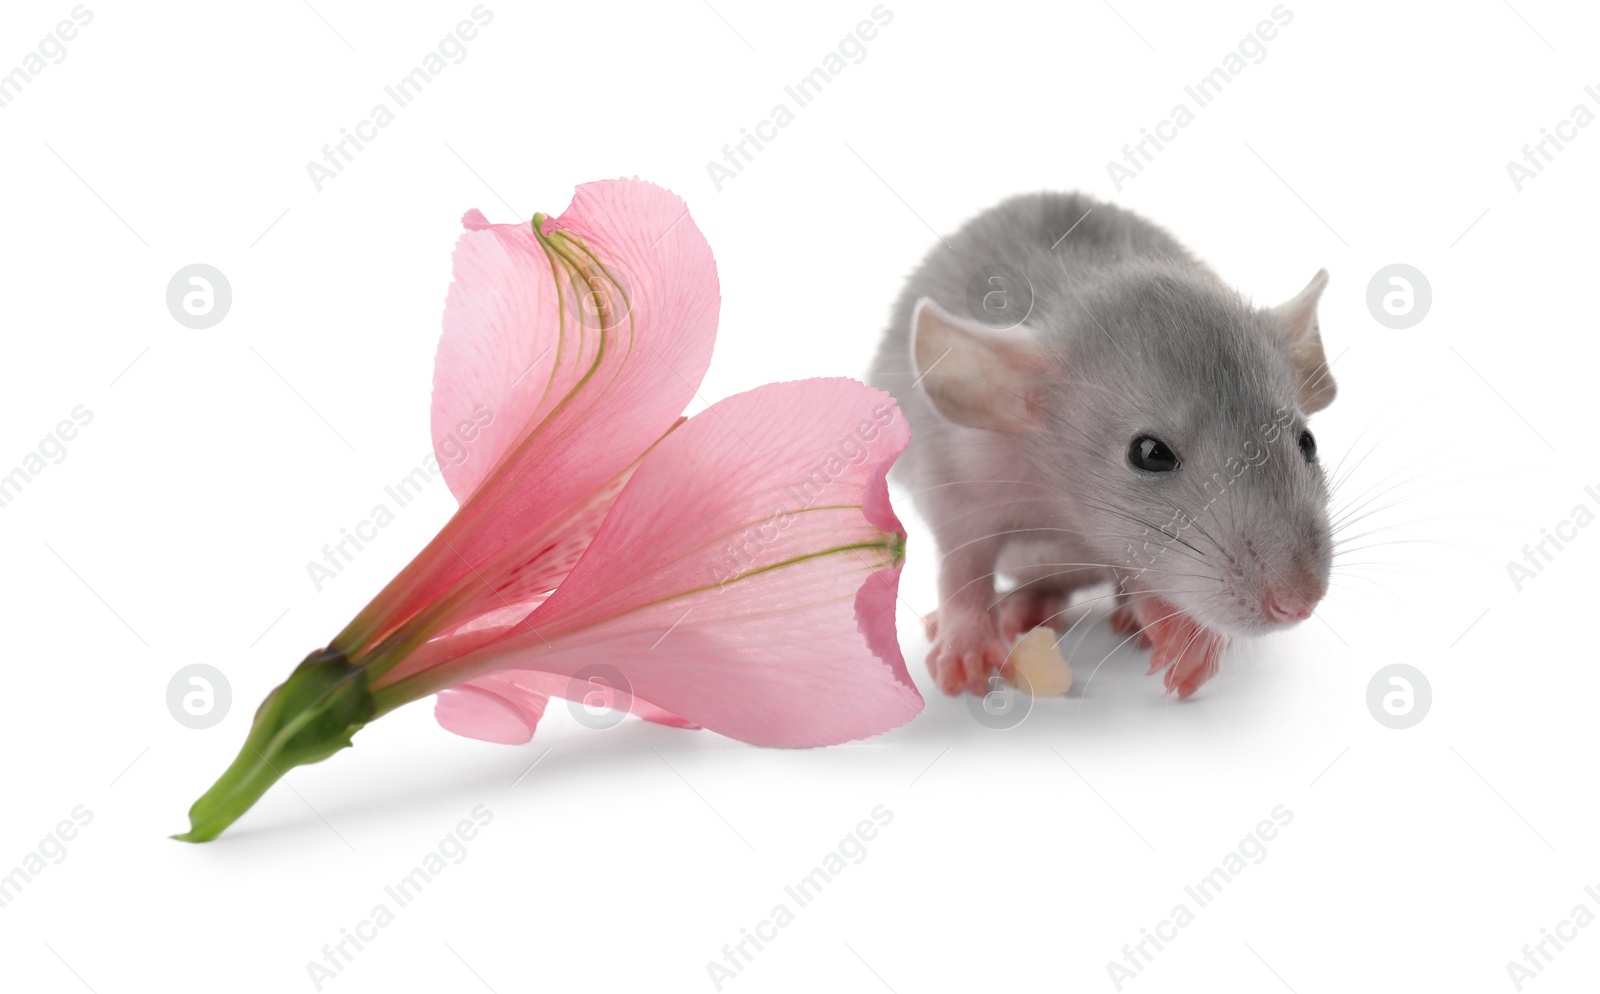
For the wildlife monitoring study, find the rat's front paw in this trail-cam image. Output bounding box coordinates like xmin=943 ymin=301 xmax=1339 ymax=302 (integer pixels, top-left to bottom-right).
xmin=1129 ymin=597 xmax=1227 ymax=699
xmin=1151 ymin=630 xmax=1223 ymax=698
xmin=925 ymin=610 xmax=1009 ymax=697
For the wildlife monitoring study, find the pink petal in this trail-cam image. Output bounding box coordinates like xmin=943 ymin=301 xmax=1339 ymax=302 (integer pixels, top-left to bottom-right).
xmin=854 ymin=564 xmax=912 ymax=690
xmin=413 ymin=378 xmax=922 ymax=747
xmin=432 ymin=181 xmax=715 ymax=507
xmin=631 ymin=702 xmax=702 ymax=729
xmin=435 ymin=680 xmax=547 ymax=745
xmin=435 ymin=668 xmax=701 ymax=744
xmin=341 ymin=180 xmax=718 ymax=655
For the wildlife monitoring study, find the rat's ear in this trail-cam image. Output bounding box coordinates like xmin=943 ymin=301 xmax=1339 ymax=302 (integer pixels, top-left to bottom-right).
xmin=1269 ymin=269 xmax=1336 ymax=414
xmin=909 ymin=297 xmax=1045 ymax=433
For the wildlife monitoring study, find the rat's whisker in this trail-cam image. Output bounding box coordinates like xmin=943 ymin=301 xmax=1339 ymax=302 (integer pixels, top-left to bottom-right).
xmin=1077 ymin=498 xmax=1214 ymax=560
xmin=1331 ymin=490 xmax=1467 ymax=539
xmin=938 ymin=560 xmax=1192 ymax=612
xmin=1008 ymin=584 xmax=1197 ymax=638
xmin=937 ymin=525 xmax=1127 ymax=563
xmin=890 ymin=478 xmax=1053 ymax=501
xmin=1323 ymin=387 xmax=1448 ymax=498
xmin=1330 ymin=482 xmax=1449 ymax=537
xmin=1329 ymin=463 xmax=1449 ymax=527
xmin=1332 ymin=468 xmax=1534 ymax=537
xmin=1078 ymin=593 xmax=1228 ymax=697
xmin=1069 ymin=601 xmax=1187 ymax=659
xmin=989 ymin=573 xmax=1214 ymax=611
xmin=1327 ymin=575 xmax=1388 ymax=596
xmin=1329 ymin=561 xmax=1424 ymax=575
xmin=1326 ymin=434 xmax=1408 ymax=500
xmin=1334 ymin=537 xmax=1482 ymax=557
xmin=1330 ymin=450 xmax=1506 ymax=526
xmin=1331 ymin=515 xmax=1485 ymax=547
xmin=937 ymin=496 xmax=1068 ymax=525
xmin=1154 ymin=497 xmax=1227 ymax=553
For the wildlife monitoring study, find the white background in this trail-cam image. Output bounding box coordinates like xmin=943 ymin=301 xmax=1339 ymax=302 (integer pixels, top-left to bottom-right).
xmin=2 ymin=1 xmax=1597 ymax=991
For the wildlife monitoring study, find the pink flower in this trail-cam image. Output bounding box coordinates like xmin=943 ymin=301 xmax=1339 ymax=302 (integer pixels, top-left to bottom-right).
xmin=177 ymin=179 xmax=920 ymax=842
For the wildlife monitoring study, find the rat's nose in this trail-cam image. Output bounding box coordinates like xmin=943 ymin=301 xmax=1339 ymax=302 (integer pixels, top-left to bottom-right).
xmin=1263 ymin=590 xmax=1316 ymax=623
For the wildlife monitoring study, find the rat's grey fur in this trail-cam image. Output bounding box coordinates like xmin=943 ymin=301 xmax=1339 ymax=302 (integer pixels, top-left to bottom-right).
xmin=868 ymin=192 xmax=1334 ymax=692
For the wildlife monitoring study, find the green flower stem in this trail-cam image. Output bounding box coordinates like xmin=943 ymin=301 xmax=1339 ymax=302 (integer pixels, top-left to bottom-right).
xmin=174 ymin=648 xmax=375 ymax=843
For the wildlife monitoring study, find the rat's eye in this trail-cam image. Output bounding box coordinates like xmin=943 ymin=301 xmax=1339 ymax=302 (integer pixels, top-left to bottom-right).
xmin=1128 ymin=435 xmax=1180 ymax=473
xmin=1298 ymin=429 xmax=1316 ymax=463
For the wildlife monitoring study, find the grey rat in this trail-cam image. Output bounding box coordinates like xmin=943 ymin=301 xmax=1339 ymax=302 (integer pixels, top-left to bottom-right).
xmin=867 ymin=191 xmax=1337 ymax=698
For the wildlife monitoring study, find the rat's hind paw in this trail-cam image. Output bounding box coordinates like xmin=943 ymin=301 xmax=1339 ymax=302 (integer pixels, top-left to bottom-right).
xmin=1109 ymin=598 xmax=1154 ymax=648
xmin=994 ymin=587 xmax=1069 ymax=641
xmin=924 ymin=610 xmax=1009 ymax=697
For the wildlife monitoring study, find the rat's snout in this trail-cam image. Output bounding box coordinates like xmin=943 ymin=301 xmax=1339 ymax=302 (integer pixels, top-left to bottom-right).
xmin=1263 ymin=589 xmax=1316 ymax=623
xmin=1261 ymin=567 xmax=1327 ymax=626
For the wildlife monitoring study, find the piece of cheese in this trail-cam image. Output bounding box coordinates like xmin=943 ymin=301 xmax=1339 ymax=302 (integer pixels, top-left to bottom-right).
xmin=1005 ymin=626 xmax=1073 ymax=696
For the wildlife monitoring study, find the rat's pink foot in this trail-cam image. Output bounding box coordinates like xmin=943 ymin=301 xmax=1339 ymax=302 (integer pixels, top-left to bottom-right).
xmin=1155 ymin=629 xmax=1223 ymax=698
xmin=994 ymin=587 xmax=1068 ymax=641
xmin=1109 ymin=598 xmax=1154 ymax=648
xmin=925 ymin=608 xmax=1009 ymax=697
xmin=1129 ymin=597 xmax=1227 ymax=699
